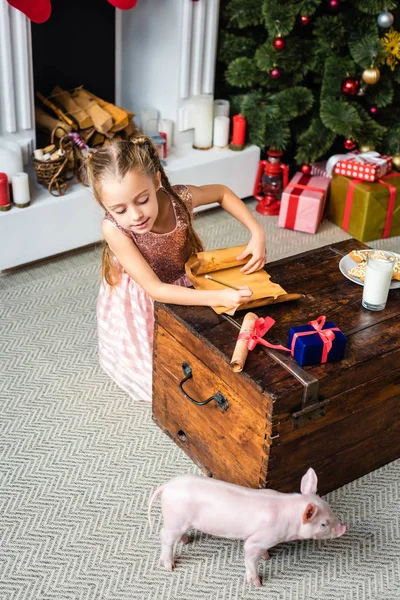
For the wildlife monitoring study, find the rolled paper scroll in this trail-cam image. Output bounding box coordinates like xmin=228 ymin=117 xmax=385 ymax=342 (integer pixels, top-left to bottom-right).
xmin=230 ymin=312 xmax=258 ymax=372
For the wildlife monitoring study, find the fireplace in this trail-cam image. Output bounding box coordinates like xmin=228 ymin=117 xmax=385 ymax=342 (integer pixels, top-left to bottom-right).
xmin=31 ymin=0 xmax=116 ymax=103
xmin=0 ymin=0 xmax=260 ymax=270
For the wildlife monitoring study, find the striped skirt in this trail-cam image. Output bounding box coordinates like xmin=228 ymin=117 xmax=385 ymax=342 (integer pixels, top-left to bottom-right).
xmin=97 ymin=272 xmax=190 ymax=402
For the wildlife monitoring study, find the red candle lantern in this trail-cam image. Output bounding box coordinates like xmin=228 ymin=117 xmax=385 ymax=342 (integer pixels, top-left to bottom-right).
xmin=229 ymin=114 xmax=246 ymax=151
xmin=0 ymin=172 xmax=11 ymax=211
xmin=253 ymin=149 xmax=289 ymax=215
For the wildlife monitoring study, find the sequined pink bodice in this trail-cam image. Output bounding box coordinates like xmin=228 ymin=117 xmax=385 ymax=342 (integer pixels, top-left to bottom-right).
xmin=104 ymin=185 xmax=194 ymax=284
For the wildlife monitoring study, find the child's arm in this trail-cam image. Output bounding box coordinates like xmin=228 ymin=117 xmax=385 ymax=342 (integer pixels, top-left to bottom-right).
xmin=103 ymin=221 xmax=252 ymax=308
xmin=188 ymin=184 xmax=266 ymax=274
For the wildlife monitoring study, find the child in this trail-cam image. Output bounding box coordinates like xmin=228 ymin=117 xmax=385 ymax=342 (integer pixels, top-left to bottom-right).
xmin=85 ymin=136 xmax=266 ymax=402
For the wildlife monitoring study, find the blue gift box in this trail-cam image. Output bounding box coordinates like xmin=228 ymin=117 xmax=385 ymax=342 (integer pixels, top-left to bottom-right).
xmin=288 ymin=319 xmax=347 ymax=367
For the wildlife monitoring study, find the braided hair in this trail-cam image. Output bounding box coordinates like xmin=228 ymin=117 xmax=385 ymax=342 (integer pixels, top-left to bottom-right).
xmin=84 ymin=135 xmax=203 ymax=286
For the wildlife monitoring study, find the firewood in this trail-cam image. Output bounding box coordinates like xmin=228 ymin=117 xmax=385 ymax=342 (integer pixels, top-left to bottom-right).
xmin=36 ymin=91 xmax=77 ymax=129
xmin=87 ymin=92 xmax=129 ymax=132
xmin=51 ymin=86 xmax=93 ymax=129
xmin=72 ymin=89 xmax=113 ymax=134
xmin=124 ymin=120 xmax=138 ymax=138
xmin=35 ymin=107 xmax=72 ymax=137
xmin=92 ymin=132 xmax=106 ymax=146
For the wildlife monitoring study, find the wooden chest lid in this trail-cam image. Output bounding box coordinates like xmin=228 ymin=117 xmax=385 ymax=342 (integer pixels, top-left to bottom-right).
xmin=157 ymin=240 xmax=400 ymax=414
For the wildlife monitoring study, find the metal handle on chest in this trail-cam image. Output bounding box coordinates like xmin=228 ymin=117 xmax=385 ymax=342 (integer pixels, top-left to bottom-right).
xmin=179 ymin=363 xmax=229 ymax=411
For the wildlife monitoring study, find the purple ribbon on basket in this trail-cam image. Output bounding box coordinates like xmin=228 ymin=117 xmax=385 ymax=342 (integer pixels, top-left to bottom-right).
xmin=69 ymin=132 xmax=88 ymax=150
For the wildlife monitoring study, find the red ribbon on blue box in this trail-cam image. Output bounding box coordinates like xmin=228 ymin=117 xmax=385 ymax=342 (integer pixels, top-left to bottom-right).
xmin=238 ymin=315 xmax=346 ymax=368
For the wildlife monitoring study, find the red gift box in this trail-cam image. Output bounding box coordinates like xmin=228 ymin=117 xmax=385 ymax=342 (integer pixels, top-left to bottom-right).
xmin=326 ymin=151 xmax=392 ymax=182
xmin=278 ymin=172 xmax=330 ymax=234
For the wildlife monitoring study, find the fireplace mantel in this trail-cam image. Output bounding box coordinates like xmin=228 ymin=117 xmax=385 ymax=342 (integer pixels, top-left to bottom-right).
xmin=0 ymin=0 xmax=260 ymax=271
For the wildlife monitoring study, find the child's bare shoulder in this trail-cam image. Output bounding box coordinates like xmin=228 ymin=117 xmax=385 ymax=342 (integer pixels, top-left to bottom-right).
xmin=102 ymin=218 xmax=131 ymax=243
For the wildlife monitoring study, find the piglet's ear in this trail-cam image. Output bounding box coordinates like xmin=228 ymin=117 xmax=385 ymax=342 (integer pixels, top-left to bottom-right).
xmin=300 ymin=468 xmax=318 ymax=494
xmin=302 ymin=502 xmax=318 ymax=524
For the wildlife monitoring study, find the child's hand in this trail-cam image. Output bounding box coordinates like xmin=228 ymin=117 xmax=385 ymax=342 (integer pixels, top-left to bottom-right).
xmin=214 ymin=286 xmax=253 ymax=308
xmin=237 ymin=229 xmax=267 ymax=274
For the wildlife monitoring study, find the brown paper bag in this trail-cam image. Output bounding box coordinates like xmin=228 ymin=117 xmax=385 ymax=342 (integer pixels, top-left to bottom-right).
xmin=185 ymin=245 xmax=302 ymax=315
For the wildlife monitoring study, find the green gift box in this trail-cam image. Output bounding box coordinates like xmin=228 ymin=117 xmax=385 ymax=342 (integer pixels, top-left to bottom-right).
xmin=328 ymin=172 xmax=400 ymax=242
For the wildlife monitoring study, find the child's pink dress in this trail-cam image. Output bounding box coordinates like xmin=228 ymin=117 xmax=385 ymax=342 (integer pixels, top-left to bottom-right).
xmin=97 ymin=185 xmax=193 ymax=402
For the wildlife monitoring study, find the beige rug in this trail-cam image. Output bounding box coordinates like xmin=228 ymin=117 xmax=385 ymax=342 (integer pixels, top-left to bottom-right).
xmin=0 ymin=203 xmax=399 ymax=600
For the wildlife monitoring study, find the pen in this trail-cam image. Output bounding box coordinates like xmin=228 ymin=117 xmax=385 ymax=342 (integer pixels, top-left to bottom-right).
xmin=204 ymin=275 xmax=241 ymax=290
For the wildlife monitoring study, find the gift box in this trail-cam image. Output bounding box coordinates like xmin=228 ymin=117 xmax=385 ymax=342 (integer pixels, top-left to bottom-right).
xmin=278 ymin=172 xmax=330 ymax=234
xmin=326 ymin=151 xmax=392 ymax=182
xmin=289 ymin=317 xmax=347 ymax=367
xmin=311 ymin=161 xmax=330 ymax=179
xmin=329 ymin=172 xmax=400 ymax=241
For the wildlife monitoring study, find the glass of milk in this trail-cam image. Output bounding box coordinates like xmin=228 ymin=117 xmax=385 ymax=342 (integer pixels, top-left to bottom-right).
xmin=362 ymin=250 xmax=396 ymax=311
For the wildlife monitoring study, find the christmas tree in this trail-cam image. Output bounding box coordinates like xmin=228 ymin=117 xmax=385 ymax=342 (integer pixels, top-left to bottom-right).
xmin=218 ymin=0 xmax=400 ymax=168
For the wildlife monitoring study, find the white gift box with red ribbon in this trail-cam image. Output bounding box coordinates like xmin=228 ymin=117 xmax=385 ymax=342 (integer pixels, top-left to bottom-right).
xmin=326 ymin=151 xmax=392 ymax=182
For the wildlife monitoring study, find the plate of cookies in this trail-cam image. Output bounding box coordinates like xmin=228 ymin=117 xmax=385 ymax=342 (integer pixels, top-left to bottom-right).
xmin=339 ymin=249 xmax=400 ymax=289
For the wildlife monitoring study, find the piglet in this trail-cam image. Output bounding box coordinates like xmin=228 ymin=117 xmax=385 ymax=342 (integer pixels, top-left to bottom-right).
xmin=148 ymin=468 xmax=346 ymax=587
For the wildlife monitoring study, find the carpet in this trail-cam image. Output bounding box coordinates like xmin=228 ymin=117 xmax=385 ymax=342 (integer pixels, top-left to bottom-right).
xmin=1 ymin=205 xmax=399 ymax=600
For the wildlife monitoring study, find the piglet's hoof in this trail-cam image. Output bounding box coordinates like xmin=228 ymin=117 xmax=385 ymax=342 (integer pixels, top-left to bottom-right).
xmin=161 ymin=559 xmax=175 ymax=572
xmin=262 ymin=551 xmax=271 ymax=560
xmin=180 ymin=534 xmax=189 ymax=544
xmin=247 ymin=575 xmax=262 ymax=588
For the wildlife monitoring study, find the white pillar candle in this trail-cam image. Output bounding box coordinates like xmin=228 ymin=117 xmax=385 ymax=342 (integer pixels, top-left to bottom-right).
xmin=0 ymin=138 xmax=23 ymax=178
xmin=159 ymin=119 xmax=174 ymax=150
xmin=140 ymin=107 xmax=159 ymax=136
xmin=213 ymin=116 xmax=230 ymax=148
xmin=193 ymin=94 xmax=213 ymax=150
xmin=214 ymin=99 xmax=230 ymax=118
xmin=11 ymin=171 xmax=30 ymax=207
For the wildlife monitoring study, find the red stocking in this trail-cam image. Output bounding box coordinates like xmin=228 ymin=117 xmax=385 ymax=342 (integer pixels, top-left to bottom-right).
xmin=6 ymin=0 xmax=52 ymax=23
xmin=106 ymin=0 xmax=138 ymax=8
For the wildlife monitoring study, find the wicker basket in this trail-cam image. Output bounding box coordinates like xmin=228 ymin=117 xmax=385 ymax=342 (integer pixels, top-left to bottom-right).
xmin=33 ymin=126 xmax=76 ymax=197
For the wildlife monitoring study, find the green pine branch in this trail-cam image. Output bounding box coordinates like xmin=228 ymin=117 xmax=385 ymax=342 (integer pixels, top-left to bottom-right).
xmin=320 ymin=98 xmax=363 ymax=136
xmin=224 ymin=0 xmax=263 ymax=28
xmin=218 ymin=32 xmax=259 ymax=65
xmin=351 ymin=104 xmax=387 ymax=143
xmin=321 ymin=56 xmax=357 ymax=100
xmin=295 ymin=118 xmax=336 ymax=164
xmin=348 ymin=35 xmax=386 ymax=68
xmin=351 ymin=0 xmax=397 ymax=15
xmin=225 ymin=57 xmax=260 ymax=88
xmin=365 ymin=78 xmax=394 ymax=107
xmin=261 ymin=0 xmax=298 ymax=36
xmin=273 ymin=87 xmax=314 ymax=120
xmin=218 ymin=0 xmax=400 ymax=160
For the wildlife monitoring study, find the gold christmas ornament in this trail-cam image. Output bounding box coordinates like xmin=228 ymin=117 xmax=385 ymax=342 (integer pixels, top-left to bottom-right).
xmin=362 ymin=66 xmax=381 ymax=85
xmin=359 ymin=144 xmax=375 ymax=152
xmin=392 ymin=154 xmax=400 ymax=170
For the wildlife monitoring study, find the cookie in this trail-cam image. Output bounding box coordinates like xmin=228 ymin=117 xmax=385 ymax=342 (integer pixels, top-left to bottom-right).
xmin=348 ymin=258 xmax=400 ymax=281
xmin=349 ymin=262 xmax=366 ymax=281
xmin=349 ymin=250 xmax=368 ymax=264
xmin=393 ymin=260 xmax=400 ymax=281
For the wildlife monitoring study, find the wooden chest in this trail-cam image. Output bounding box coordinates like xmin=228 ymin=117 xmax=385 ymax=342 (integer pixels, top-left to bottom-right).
xmin=152 ymin=240 xmax=400 ymax=495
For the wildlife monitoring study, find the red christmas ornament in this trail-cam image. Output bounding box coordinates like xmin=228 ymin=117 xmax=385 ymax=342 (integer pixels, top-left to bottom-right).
xmin=369 ymin=105 xmax=378 ymax=115
xmin=273 ymin=36 xmax=285 ymax=51
xmin=5 ymin=0 xmax=138 ymax=22
xmin=344 ymin=138 xmax=356 ymax=150
xmin=6 ymin=0 xmax=51 ymax=23
xmin=106 ymin=0 xmax=138 ymax=7
xmin=300 ymin=15 xmax=311 ymax=26
xmin=328 ymin=0 xmax=341 ymax=13
xmin=269 ymin=67 xmax=282 ymax=80
xmin=301 ymin=164 xmax=311 ymax=175
xmin=341 ymin=76 xmax=360 ymax=96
